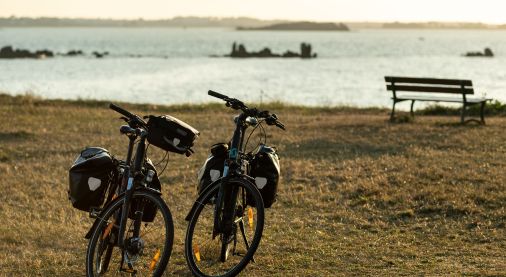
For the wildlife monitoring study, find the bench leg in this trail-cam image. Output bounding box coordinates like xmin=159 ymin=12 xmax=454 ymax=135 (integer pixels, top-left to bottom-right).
xmin=390 ymin=101 xmax=396 ymax=121
xmin=410 ymin=100 xmax=415 ymax=117
xmin=461 ymin=103 xmax=466 ymax=124
xmin=480 ymin=101 xmax=486 ymax=125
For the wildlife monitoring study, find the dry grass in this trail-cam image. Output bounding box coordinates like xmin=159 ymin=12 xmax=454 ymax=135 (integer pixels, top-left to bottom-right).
xmin=0 ymin=94 xmax=504 ymax=276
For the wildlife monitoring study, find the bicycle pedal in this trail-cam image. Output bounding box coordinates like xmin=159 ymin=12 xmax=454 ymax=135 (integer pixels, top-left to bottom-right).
xmin=120 ymin=267 xmax=137 ymax=274
xmin=89 ymin=207 xmax=102 ymax=218
xmin=233 ymin=252 xmax=256 ymax=263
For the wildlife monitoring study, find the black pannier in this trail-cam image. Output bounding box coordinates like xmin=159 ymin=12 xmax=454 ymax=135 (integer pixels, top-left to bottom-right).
xmin=197 ymin=143 xmax=280 ymax=208
xmin=249 ymin=145 xmax=280 ymax=208
xmin=129 ymin=159 xmax=161 ymax=222
xmin=197 ymin=143 xmax=228 ymax=194
xmin=147 ymin=115 xmax=199 ymax=154
xmin=69 ymin=147 xmax=115 ymax=211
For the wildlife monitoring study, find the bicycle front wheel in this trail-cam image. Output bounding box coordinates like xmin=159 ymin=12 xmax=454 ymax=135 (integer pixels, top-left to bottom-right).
xmin=86 ymin=191 xmax=174 ymax=276
xmin=185 ymin=178 xmax=265 ymax=277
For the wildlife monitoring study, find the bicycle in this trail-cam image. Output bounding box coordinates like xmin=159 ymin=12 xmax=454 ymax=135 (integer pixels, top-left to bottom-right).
xmin=184 ymin=90 xmax=285 ymax=277
xmin=68 ymin=103 xmax=198 ymax=276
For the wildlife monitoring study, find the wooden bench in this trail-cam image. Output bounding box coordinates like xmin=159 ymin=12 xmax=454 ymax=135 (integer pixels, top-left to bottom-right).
xmin=385 ymin=76 xmax=492 ymax=124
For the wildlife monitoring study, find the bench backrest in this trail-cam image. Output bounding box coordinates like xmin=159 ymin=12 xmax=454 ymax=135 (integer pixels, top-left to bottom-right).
xmin=385 ymin=76 xmax=474 ymax=95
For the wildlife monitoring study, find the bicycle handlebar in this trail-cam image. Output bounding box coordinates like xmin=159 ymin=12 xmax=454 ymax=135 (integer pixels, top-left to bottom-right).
xmin=274 ymin=121 xmax=286 ymax=130
xmin=208 ymin=90 xmax=286 ymax=131
xmin=109 ymin=103 xmax=147 ymax=128
xmin=208 ymin=90 xmax=228 ymax=100
xmin=109 ymin=103 xmax=135 ymax=119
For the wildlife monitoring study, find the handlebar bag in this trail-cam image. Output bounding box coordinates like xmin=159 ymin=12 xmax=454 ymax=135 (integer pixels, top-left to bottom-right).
xmin=68 ymin=147 xmax=115 ymax=211
xmin=147 ymin=115 xmax=199 ymax=154
xmin=249 ymin=145 xmax=280 ymax=208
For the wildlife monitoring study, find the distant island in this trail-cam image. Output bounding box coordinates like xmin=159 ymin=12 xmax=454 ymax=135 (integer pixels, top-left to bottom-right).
xmin=0 ymin=17 xmax=505 ymax=30
xmin=0 ymin=16 xmax=284 ymax=28
xmin=382 ymin=21 xmax=506 ymax=29
xmin=237 ymin=21 xmax=349 ymax=31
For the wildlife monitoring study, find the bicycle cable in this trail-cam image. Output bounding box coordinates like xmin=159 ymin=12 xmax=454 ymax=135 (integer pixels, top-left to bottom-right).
xmin=244 ymin=119 xmax=263 ymax=152
xmin=258 ymin=120 xmax=267 ymax=146
xmin=156 ymin=151 xmax=170 ymax=177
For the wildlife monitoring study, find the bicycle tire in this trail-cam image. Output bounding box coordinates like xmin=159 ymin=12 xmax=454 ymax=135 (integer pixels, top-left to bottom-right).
xmin=185 ymin=178 xmax=264 ymax=277
xmin=86 ymin=191 xmax=174 ymax=276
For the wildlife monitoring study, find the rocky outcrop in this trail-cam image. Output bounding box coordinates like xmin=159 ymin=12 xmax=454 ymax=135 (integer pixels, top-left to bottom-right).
xmin=0 ymin=45 xmax=110 ymax=59
xmin=228 ymin=42 xmax=317 ymax=58
xmin=92 ymin=51 xmax=109 ymax=58
xmin=64 ymin=50 xmax=84 ymax=56
xmin=464 ymin=47 xmax=494 ymax=57
xmin=0 ymin=46 xmax=54 ymax=59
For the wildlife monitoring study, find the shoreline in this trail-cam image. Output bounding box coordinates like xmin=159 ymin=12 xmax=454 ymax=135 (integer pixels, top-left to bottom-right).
xmin=2 ymin=93 xmax=505 ymax=117
xmin=0 ymin=92 xmax=389 ymax=113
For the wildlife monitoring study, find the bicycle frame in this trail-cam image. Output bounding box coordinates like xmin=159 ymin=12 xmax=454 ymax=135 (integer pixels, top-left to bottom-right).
xmin=213 ymin=113 xmax=249 ymax=238
xmin=116 ymin=130 xmax=148 ymax=248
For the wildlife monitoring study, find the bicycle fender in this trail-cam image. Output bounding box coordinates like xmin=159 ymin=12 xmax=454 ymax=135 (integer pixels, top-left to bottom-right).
xmin=84 ymin=187 xmax=162 ymax=239
xmin=184 ymin=175 xmax=255 ymax=221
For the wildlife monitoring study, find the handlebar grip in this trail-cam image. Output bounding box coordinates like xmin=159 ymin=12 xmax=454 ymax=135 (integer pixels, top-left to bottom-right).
xmin=109 ymin=103 xmax=135 ymax=119
xmin=208 ymin=90 xmax=229 ymax=100
xmin=275 ymin=121 xmax=286 ymax=131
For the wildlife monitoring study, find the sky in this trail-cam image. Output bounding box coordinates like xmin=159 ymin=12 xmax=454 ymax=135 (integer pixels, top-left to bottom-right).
xmin=1 ymin=0 xmax=505 ymax=24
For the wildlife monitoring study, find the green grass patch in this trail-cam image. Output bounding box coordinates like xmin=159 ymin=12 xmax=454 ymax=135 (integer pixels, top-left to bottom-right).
xmin=418 ymin=100 xmax=506 ymax=116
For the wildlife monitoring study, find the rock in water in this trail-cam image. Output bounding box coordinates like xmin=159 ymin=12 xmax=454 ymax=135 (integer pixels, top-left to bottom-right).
xmin=484 ymin=48 xmax=494 ymax=57
xmin=464 ymin=47 xmax=494 ymax=57
xmin=228 ymin=42 xmax=317 ymax=58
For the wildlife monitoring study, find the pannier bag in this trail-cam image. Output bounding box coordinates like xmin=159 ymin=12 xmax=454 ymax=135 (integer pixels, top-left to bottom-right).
xmin=197 ymin=143 xmax=280 ymax=208
xmin=69 ymin=147 xmax=115 ymax=211
xmin=147 ymin=115 xmax=199 ymax=154
xmin=197 ymin=143 xmax=228 ymax=194
xmin=129 ymin=159 xmax=161 ymax=222
xmin=249 ymin=145 xmax=280 ymax=208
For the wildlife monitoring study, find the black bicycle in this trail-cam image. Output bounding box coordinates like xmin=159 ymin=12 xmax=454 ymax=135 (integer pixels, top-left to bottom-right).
xmin=184 ymin=90 xmax=285 ymax=277
xmin=68 ymin=103 xmax=198 ymax=276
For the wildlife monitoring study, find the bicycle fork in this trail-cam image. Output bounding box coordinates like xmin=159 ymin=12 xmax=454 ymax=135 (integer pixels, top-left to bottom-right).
xmin=116 ymin=175 xmax=145 ymax=272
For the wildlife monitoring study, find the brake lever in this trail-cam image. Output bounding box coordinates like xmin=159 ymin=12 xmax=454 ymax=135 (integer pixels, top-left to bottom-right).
xmin=258 ymin=110 xmax=270 ymax=118
xmin=119 ymin=116 xmax=129 ymax=122
xmin=265 ymin=115 xmax=277 ymax=125
xmin=265 ymin=114 xmax=285 ymax=130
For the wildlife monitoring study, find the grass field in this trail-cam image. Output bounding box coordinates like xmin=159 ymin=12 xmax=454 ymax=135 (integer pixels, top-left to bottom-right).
xmin=0 ymin=94 xmax=504 ymax=276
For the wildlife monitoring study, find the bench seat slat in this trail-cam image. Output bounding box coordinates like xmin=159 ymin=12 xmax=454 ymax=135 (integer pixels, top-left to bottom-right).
xmin=395 ymin=95 xmax=490 ymax=103
xmin=385 ymin=76 xmax=472 ymax=86
xmin=387 ymin=85 xmax=474 ymax=94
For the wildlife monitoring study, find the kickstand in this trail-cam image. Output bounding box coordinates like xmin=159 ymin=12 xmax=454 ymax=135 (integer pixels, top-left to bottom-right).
xmin=239 ymin=220 xmax=255 ymax=263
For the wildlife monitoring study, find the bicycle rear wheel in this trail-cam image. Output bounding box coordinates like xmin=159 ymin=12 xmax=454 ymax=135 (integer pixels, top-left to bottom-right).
xmin=185 ymin=178 xmax=264 ymax=277
xmin=86 ymin=191 xmax=174 ymax=276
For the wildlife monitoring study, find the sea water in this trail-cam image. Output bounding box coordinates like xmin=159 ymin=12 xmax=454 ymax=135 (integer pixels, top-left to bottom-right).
xmin=1 ymin=27 xmax=505 ymax=108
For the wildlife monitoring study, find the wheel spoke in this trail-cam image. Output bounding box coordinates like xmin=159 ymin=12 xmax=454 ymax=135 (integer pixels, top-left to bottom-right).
xmin=185 ymin=179 xmax=264 ymax=276
xmin=87 ymin=192 xmax=173 ymax=276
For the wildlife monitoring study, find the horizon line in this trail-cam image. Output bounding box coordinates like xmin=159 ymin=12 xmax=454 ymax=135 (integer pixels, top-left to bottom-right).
xmin=1 ymin=15 xmax=506 ymax=25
